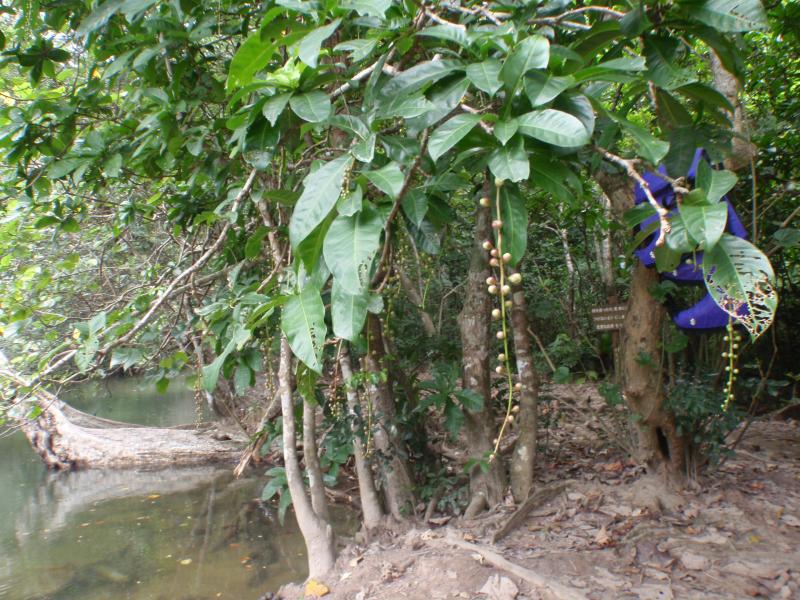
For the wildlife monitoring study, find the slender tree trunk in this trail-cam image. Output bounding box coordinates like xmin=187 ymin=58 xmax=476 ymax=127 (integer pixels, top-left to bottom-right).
xmin=278 ymin=338 xmax=336 ymax=578
xmin=399 ymin=271 xmax=436 ymax=337
xmin=303 ymin=399 xmax=330 ymax=522
xmin=710 ymin=52 xmax=755 ymax=173
xmin=363 ymin=314 xmax=416 ymax=520
xmin=509 ymin=278 xmax=540 ymax=502
xmin=595 ymin=173 xmax=686 ymax=480
xmin=459 ymin=201 xmax=507 ymax=518
xmin=558 ymin=227 xmax=578 ymax=338
xmin=339 ymin=345 xmax=385 ymax=530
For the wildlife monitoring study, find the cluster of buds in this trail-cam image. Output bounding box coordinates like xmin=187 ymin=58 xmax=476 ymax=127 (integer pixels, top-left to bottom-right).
xmin=721 ymin=322 xmax=743 ymax=410
xmin=478 ymin=181 xmax=527 ymax=460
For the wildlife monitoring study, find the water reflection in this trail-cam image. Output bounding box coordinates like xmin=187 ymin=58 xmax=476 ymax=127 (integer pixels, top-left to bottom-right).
xmin=0 ymin=377 xmax=351 ymax=599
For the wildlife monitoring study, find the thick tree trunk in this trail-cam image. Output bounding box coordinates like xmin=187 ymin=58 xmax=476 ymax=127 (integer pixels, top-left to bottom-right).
xmin=278 ymin=338 xmax=336 ymax=578
xmin=303 ymin=398 xmax=330 ymax=522
xmin=363 ymin=314 xmax=416 ymax=520
xmin=508 ymin=279 xmax=540 ymax=502
xmin=595 ymin=173 xmax=686 ymax=480
xmin=1 ymin=365 xmax=245 ymax=470
xmin=339 ymin=345 xmax=385 ymax=530
xmin=459 ymin=202 xmax=507 ymax=518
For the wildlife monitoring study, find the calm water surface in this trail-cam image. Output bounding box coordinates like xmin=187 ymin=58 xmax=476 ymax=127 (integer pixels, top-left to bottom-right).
xmin=0 ymin=377 xmax=350 ymax=600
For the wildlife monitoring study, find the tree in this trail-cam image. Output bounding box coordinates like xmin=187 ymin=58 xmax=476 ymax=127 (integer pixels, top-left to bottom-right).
xmin=0 ymin=0 xmax=779 ymax=580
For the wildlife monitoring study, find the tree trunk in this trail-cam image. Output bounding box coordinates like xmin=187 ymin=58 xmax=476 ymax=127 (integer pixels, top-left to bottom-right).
xmin=303 ymin=398 xmax=330 ymax=522
xmin=595 ymin=173 xmax=686 ymax=480
xmin=339 ymin=345 xmax=385 ymax=530
xmin=363 ymin=314 xmax=416 ymax=520
xmin=508 ymin=278 xmax=540 ymax=502
xmin=459 ymin=202 xmax=507 ymax=518
xmin=399 ymin=271 xmax=436 ymax=337
xmin=710 ymin=51 xmax=755 ymax=172
xmin=278 ymin=338 xmax=336 ymax=578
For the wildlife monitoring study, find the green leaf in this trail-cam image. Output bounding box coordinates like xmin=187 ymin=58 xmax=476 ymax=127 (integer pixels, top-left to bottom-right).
xmin=428 ymin=114 xmax=482 ymax=161
xmin=517 ymin=109 xmax=589 ymax=148
xmin=524 ymin=72 xmax=574 ymax=107
xmin=466 ymin=59 xmax=502 ymax=96
xmin=337 ymin=187 xmax=363 ymax=217
xmin=379 ymin=59 xmax=462 ymax=99
xmin=493 ymin=119 xmax=518 ymax=146
xmin=644 ymin=35 xmax=697 ymax=90
xmin=499 ymin=186 xmax=528 ymax=266
xmin=77 ymin=0 xmax=124 ymax=38
xmin=297 ymin=19 xmax=340 ymax=68
xmin=454 ymin=389 xmax=483 ymax=413
xmin=364 ymin=162 xmax=404 ymax=198
xmin=245 ymin=226 xmax=269 ymax=259
xmin=289 ymin=154 xmax=354 ymax=248
xmin=696 ymin=161 xmax=738 ymax=203
xmin=680 ymin=194 xmax=728 ymax=250
xmin=281 ymin=286 xmax=327 ymax=373
xmin=331 ymin=280 xmax=369 ymax=341
xmin=340 ymin=0 xmax=391 ymax=18
xmin=488 ymin=141 xmax=529 ymax=183
xmin=202 ymin=324 xmax=251 ymax=391
xmin=334 ymin=38 xmax=378 ymax=62
xmin=226 ymin=33 xmax=277 ymax=90
xmin=234 ymin=363 xmax=253 ymax=395
xmin=289 ymin=91 xmax=332 ymax=123
xmin=616 ymin=118 xmax=670 ymax=165
xmin=501 ymin=35 xmax=550 ymax=91
xmin=75 ymin=336 xmax=99 ymax=373
xmin=262 ymin=92 xmax=292 ymax=126
xmin=402 ymin=190 xmax=428 ymax=227
xmin=703 ymin=234 xmax=777 ymax=339
xmin=323 ymin=205 xmax=384 ymax=294
xmin=418 ymin=25 xmax=469 ymax=48
xmin=444 ymin=401 xmax=464 ymax=435
xmin=689 ymin=0 xmax=768 ymax=32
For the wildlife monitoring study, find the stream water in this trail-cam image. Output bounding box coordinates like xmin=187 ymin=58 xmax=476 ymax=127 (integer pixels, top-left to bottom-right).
xmin=0 ymin=377 xmax=351 ymax=600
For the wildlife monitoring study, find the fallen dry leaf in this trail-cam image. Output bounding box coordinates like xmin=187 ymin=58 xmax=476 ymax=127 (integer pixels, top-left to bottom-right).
xmin=479 ymin=574 xmax=519 ymax=600
xmin=305 ymin=579 xmax=330 ymax=598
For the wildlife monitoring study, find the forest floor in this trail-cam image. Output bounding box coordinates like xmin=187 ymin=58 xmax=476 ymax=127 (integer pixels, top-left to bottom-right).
xmin=277 ymin=384 xmax=800 ymax=600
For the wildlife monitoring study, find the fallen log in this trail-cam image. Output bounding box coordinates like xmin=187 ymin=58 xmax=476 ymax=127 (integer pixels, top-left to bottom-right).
xmin=1 ymin=363 xmax=246 ymax=470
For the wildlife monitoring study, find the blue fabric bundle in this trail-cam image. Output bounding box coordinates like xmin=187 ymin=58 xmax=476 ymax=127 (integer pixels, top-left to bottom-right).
xmin=633 ymin=149 xmax=747 ymax=330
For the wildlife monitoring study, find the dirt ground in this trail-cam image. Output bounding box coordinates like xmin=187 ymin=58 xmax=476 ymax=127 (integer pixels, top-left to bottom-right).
xmin=277 ymin=385 xmax=800 ymax=600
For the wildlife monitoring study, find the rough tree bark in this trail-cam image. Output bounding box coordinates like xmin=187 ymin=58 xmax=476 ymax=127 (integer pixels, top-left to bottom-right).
xmin=278 ymin=337 xmax=336 ymax=578
xmin=508 ymin=276 xmax=540 ymax=502
xmin=399 ymin=271 xmax=436 ymax=337
xmin=363 ymin=314 xmax=416 ymax=520
xmin=595 ymin=172 xmax=686 ymax=480
xmin=339 ymin=345 xmax=385 ymax=530
xmin=459 ymin=201 xmax=507 ymax=518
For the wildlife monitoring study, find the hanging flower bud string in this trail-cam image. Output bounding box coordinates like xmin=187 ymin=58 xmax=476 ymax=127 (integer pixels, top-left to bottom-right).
xmin=483 ymin=179 xmax=517 ymax=461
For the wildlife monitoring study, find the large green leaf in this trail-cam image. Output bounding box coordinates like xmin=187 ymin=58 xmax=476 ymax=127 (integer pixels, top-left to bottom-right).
xmin=517 ymin=109 xmax=589 ymax=148
xmin=331 ymin=280 xmax=369 ymax=341
xmin=289 ymin=91 xmax=332 ymax=122
xmin=379 ymin=59 xmax=463 ymax=99
xmin=226 ymin=33 xmax=277 ymax=90
xmin=202 ymin=323 xmax=251 ymax=391
xmin=281 ymin=286 xmax=327 ymax=373
xmin=499 ymin=186 xmax=528 ymax=266
xmin=297 ymin=19 xmax=340 ymax=68
xmin=493 ymin=119 xmax=518 ymax=146
xmin=428 ymin=114 xmax=482 ymax=161
xmin=696 ymin=160 xmax=738 ymax=203
xmin=323 ymin=205 xmax=384 ymax=294
xmin=524 ymin=72 xmax=574 ymax=107
xmin=340 ymin=0 xmax=391 ymax=18
xmin=466 ymin=59 xmax=502 ymax=96
xmin=703 ymin=234 xmax=777 ymax=340
xmin=501 ymin=35 xmax=550 ymax=91
xmin=364 ymin=162 xmax=404 ymax=198
xmin=289 ymin=154 xmax=354 ymax=248
xmin=262 ymin=92 xmax=292 ymax=126
xmin=488 ymin=141 xmax=529 ymax=183
xmin=680 ymin=191 xmax=728 ymax=250
xmin=689 ymin=0 xmax=768 ymax=32
xmin=618 ymin=119 xmax=670 ymax=165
